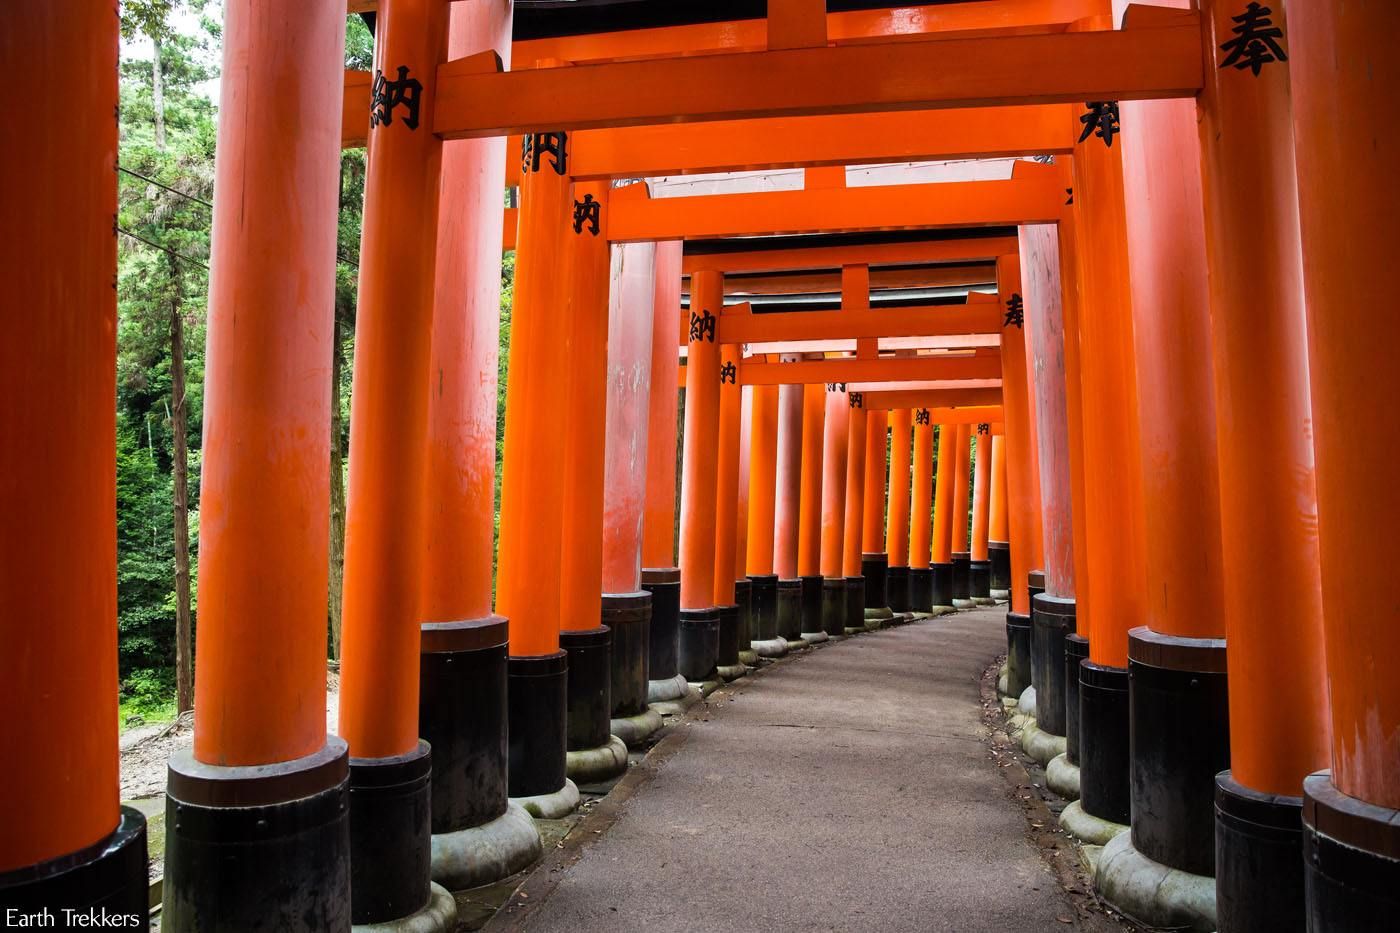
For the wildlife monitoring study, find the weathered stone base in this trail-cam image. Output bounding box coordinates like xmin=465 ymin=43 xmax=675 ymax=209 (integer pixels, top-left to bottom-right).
xmin=510 ymin=779 xmax=581 ymax=820
xmin=689 ymin=678 xmax=723 ymax=697
xmin=1046 ymin=753 xmax=1081 ymax=801
xmin=1059 ymin=800 xmax=1130 ymax=847
xmin=716 ymin=663 xmax=748 ymax=682
xmin=862 ymin=616 xmax=884 ymax=632
xmin=864 ymin=607 xmax=894 ymax=622
xmin=952 ymin=598 xmax=977 ymax=608
xmin=647 ymin=672 xmax=689 ymax=703
xmin=799 ymin=631 xmax=830 ymax=645
xmin=1096 ymin=832 xmax=1216 ymax=933
xmin=1017 ymin=684 xmax=1037 ymax=720
xmin=751 ymin=637 xmax=789 ymax=658
xmin=430 ymin=803 xmax=542 ymax=892
xmin=973 ymin=597 xmax=997 ymax=606
xmin=991 ymin=589 xmax=1010 ymax=600
xmin=610 ymin=708 xmax=664 ymax=748
xmin=565 ymin=735 xmax=629 ymax=785
xmin=738 ymin=649 xmax=758 ymax=666
xmin=784 ymin=638 xmax=810 ymax=651
xmin=352 ymin=883 xmax=457 ymax=933
xmin=1019 ymin=720 xmax=1067 ymax=766
xmin=649 ymin=685 xmax=702 ymax=716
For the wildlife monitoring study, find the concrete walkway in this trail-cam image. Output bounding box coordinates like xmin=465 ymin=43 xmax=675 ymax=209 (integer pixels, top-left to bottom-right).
xmin=503 ymin=607 xmax=1120 ymax=933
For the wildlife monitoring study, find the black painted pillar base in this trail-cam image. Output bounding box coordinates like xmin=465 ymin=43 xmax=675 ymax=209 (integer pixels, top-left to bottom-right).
xmin=861 ymin=553 xmax=889 ymax=611
xmin=747 ymin=574 xmax=779 ymax=642
xmin=162 ymin=740 xmax=351 ymax=931
xmin=716 ymin=604 xmax=741 ymax=667
xmin=931 ymin=562 xmax=954 ymax=608
xmin=507 ymin=652 xmax=568 ymax=799
xmin=951 ymin=551 xmax=971 ymax=604
xmin=843 ymin=576 xmax=865 ymax=633
xmin=1079 ymin=660 xmax=1131 ymax=826
xmin=969 ymin=560 xmax=991 ymax=600
xmin=887 ymin=565 xmax=910 ymax=613
xmin=1302 ymin=770 xmax=1400 ymax=932
xmin=821 ymin=577 xmax=847 ymax=637
xmin=908 ymin=567 xmax=933 ymax=613
xmin=776 ymin=578 xmax=803 ymax=642
xmin=1215 ymin=771 xmax=1305 ymax=933
xmin=989 ymin=540 xmax=1011 ymax=593
xmin=1029 ymin=596 xmax=1076 ymax=737
xmin=349 ymin=742 xmax=432 ymax=925
xmin=1005 ymin=611 xmax=1032 ymax=698
xmin=0 ymin=808 xmax=149 ymax=930
xmin=733 ymin=579 xmax=754 ymax=660
xmin=420 ymin=617 xmax=509 ymax=834
xmin=641 ymin=568 xmax=680 ymax=684
xmin=1128 ymin=627 xmax=1230 ymax=878
xmin=799 ymin=574 xmax=824 ymax=635
xmin=603 ymin=594 xmax=650 ymax=718
xmin=677 ymin=607 xmax=720 ymax=681
xmin=1065 ymin=634 xmax=1089 ymax=765
xmin=561 ymin=626 xmax=612 ymax=752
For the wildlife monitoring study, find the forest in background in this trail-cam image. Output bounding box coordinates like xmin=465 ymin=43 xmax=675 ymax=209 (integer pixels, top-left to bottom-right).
xmin=114 ymin=6 xmax=964 ymax=728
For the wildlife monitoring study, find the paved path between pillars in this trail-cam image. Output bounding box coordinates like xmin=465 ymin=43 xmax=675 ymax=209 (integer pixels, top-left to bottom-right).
xmin=497 ymin=606 xmax=1123 ymax=933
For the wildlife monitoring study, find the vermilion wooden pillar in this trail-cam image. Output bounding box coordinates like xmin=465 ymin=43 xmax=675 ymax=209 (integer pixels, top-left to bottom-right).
xmin=1111 ymin=71 xmax=1233 ymax=904
xmin=887 ymin=409 xmax=914 ymax=612
xmin=820 ymin=384 xmax=852 ymax=635
xmin=0 ymin=3 xmax=146 ymax=918
xmin=841 ymin=394 xmax=869 ymax=631
xmin=676 ymin=270 xmax=723 ymax=679
xmin=1063 ymin=92 xmax=1150 ymax=834
xmin=950 ymin=422 xmax=973 ymax=606
xmin=861 ymin=409 xmax=891 ymax=621
xmin=1290 ymin=3 xmax=1400 ymax=927
xmin=908 ymin=412 xmax=936 ymax=612
xmin=797 ymin=383 xmax=828 ymax=640
xmin=416 ymin=0 xmax=536 ymax=893
xmin=746 ymin=383 xmax=786 ymax=655
xmin=712 ymin=341 xmax=749 ymax=675
xmin=558 ymin=182 xmax=628 ymax=782
xmin=497 ymin=130 xmax=574 ymax=805
xmin=161 ymin=3 xmax=349 ymax=929
xmin=988 ymin=434 xmax=1011 ymax=596
xmin=969 ymin=425 xmax=992 ymax=601
xmin=773 ymin=371 xmax=804 ymax=645
xmin=641 ymin=241 xmax=684 ymax=697
xmin=930 ymin=424 xmax=957 ymax=609
xmin=600 ymin=240 xmax=662 ymax=749
xmin=734 ymin=384 xmax=756 ymax=663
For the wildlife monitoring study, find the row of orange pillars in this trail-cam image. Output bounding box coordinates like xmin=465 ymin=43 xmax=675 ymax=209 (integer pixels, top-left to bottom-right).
xmin=2 ymin=2 xmax=1398 ymax=932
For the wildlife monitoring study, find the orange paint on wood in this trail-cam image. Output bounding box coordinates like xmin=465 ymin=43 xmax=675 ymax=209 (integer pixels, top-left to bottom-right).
xmin=910 ymin=417 xmax=935 ymax=569
xmin=860 ymin=389 xmax=1002 ymax=412
xmin=971 ymin=430 xmax=992 ymax=562
xmin=0 ymin=0 xmax=121 ymax=870
xmin=684 ymin=235 xmax=1020 ymax=275
xmin=678 ymin=271 xmax=725 ymax=609
xmin=798 ymin=383 xmax=827 ymax=576
xmin=842 ymin=399 xmax=869 ymax=577
xmin=190 ymin=0 xmax=345 ymax=768
xmin=820 ymin=386 xmax=852 ymax=578
xmin=713 ymin=343 xmax=744 ymax=606
xmin=773 ymin=377 xmax=804 ymax=580
xmin=1056 ymin=200 xmax=1091 ymax=622
xmin=739 ymin=354 xmax=1000 ymax=387
xmin=715 ymin=304 xmax=1002 ymax=345
xmin=642 ymin=241 xmax=683 ymax=568
xmin=989 ymin=435 xmax=1009 ymax=544
xmin=746 ymin=385 xmax=780 ymax=576
xmin=931 ymin=425 xmax=957 ymax=564
xmin=863 ymin=410 xmax=889 ymax=552
xmin=952 ymin=423 xmax=972 ymax=554
xmin=997 ymin=255 xmax=1045 ymax=616
xmin=888 ymin=410 xmax=914 ymax=567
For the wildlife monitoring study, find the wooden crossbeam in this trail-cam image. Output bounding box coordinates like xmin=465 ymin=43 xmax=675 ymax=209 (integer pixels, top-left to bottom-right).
xmin=871 ymin=404 xmax=1005 ymax=425
xmin=431 ymin=17 xmax=1202 ymax=138
xmin=717 ymin=305 xmax=1002 ymax=345
xmin=607 ymin=174 xmax=1066 ymax=242
xmin=683 ymin=235 xmax=1019 ymax=275
xmin=861 ymin=388 xmax=1003 ymax=410
xmin=722 ymin=264 xmax=995 ymax=296
xmin=738 ymin=354 xmax=1000 ymax=386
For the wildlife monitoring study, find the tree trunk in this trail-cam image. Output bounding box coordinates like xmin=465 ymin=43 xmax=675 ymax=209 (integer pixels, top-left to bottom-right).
xmin=152 ymin=35 xmax=166 ymax=152
xmin=169 ymin=256 xmax=194 ymax=712
xmin=328 ymin=316 xmax=347 ymax=660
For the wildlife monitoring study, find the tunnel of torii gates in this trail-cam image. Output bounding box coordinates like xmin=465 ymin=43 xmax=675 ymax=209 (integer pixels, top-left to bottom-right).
xmin=1 ymin=0 xmax=1396 ymax=931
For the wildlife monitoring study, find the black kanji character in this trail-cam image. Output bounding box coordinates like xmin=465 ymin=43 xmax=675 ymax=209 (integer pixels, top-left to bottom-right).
xmin=977 ymin=423 xmax=990 ymax=436
xmin=720 ymin=361 xmax=737 ymax=384
xmin=572 ymin=193 xmax=600 ymax=235
xmin=370 ymin=65 xmax=422 ymax=130
xmin=1219 ymin=3 xmax=1287 ymax=76
xmin=849 ymin=392 xmax=864 ymax=409
xmin=915 ymin=409 xmax=931 ymax=426
xmin=689 ymin=309 xmax=716 ymax=344
xmin=1078 ymin=101 xmax=1121 ymax=148
xmin=522 ymin=132 xmax=569 ymax=175
xmin=1004 ymin=293 xmax=1025 ymax=329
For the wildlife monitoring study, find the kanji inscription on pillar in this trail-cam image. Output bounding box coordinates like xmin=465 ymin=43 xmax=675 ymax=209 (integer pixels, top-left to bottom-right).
xmin=689 ymin=309 xmax=716 ymax=343
xmin=826 ymin=382 xmax=847 ymax=392
xmin=1218 ymin=3 xmax=1287 ymax=75
xmin=849 ymin=392 xmax=864 ymax=409
xmin=977 ymin=423 xmax=990 ymax=436
xmin=522 ymin=132 xmax=569 ymax=175
xmin=1004 ymin=293 xmax=1025 ymax=329
xmin=572 ymin=193 xmax=600 ymax=235
xmin=915 ymin=409 xmax=930 ymax=426
xmin=370 ymin=66 xmax=422 ymax=130
xmin=1078 ymin=101 xmax=1120 ymax=148
xmin=720 ymin=361 xmax=737 ymax=384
